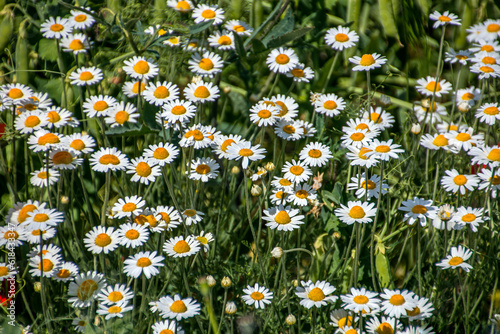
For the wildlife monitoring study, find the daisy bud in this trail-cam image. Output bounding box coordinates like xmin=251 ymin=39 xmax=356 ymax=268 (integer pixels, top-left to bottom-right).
xmin=81 ymin=131 xmax=88 ymax=136
xmin=206 ymin=275 xmax=216 ymax=287
xmin=291 ymin=279 xmax=298 ymax=287
xmin=458 ymin=101 xmax=471 ymax=113
xmin=333 ymin=232 xmax=341 ymax=239
xmin=223 ymin=86 xmax=231 ymax=94
xmin=251 ymin=184 xmax=262 ymax=197
xmin=271 ymin=247 xmax=283 ymax=259
xmin=221 ymin=276 xmax=232 ymax=288
xmin=411 ymin=123 xmax=421 ymax=135
xmin=225 ymin=301 xmax=237 ymax=315
xmin=421 ymin=98 xmax=431 ymax=109
xmin=231 ymin=166 xmax=240 ymax=175
xmin=94 ymin=316 xmax=100 ymax=326
xmin=265 ymin=162 xmax=275 ymax=171
xmin=34 ymin=281 xmax=41 ymax=292
xmin=286 ymin=314 xmax=296 ymax=325
xmin=60 ymin=195 xmax=69 ymax=204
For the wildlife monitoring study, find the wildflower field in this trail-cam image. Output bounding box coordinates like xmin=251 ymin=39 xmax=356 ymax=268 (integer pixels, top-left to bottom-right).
xmin=1 ymin=0 xmax=500 ymax=333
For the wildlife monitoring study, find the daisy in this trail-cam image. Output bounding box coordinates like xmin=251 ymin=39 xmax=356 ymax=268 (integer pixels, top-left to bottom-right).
xmin=49 ymin=148 xmax=83 ymax=170
xmin=282 ymin=160 xmax=312 ymax=183
xmin=124 ymin=251 xmax=164 ymax=279
xmin=469 ymin=146 xmax=500 ymax=168
xmin=62 ymin=133 xmax=96 ymax=155
xmin=297 ymin=120 xmax=317 ymax=138
xmin=225 ymin=19 xmax=253 ymax=36
xmin=192 ymin=4 xmax=225 ymax=25
xmin=122 ymin=80 xmax=146 ymax=98
xmin=341 ymin=287 xmax=381 ymax=314
xmin=274 ymin=119 xmax=305 ymax=141
xmin=28 ymin=244 xmax=61 ymax=258
xmin=249 ymin=102 xmax=280 ymax=127
xmin=367 ymin=139 xmax=404 ymax=161
xmin=30 ymin=168 xmax=60 ymax=188
xmin=469 ymin=40 xmax=500 ymax=53
xmin=143 ymin=142 xmax=179 ymax=166
xmin=83 ymin=226 xmax=121 ymax=254
xmin=117 ymin=223 xmax=149 ymax=248
xmin=0 ymin=224 xmax=26 ymax=247
xmin=40 ymin=17 xmax=73 ymax=39
xmin=398 ymin=197 xmax=438 ymax=226
xmin=341 ymin=129 xmax=377 ymax=148
xmin=90 ymin=147 xmax=129 ymax=173
xmin=52 ymin=261 xmax=79 ymax=282
xmin=179 ymin=124 xmax=211 ymax=149
xmin=436 ymin=122 xmax=465 ymax=133
xmin=432 ymin=204 xmax=456 ymax=230
xmin=329 ymin=309 xmax=355 ymax=329
xmin=471 ymin=51 xmax=500 ymax=66
xmin=188 ymin=52 xmax=224 ymax=78
xmin=420 ymin=133 xmax=453 ymax=151
xmin=299 ymin=142 xmax=333 ymax=167
xmin=7 ymin=200 xmax=46 ymax=226
xmin=263 ymin=205 xmax=305 ymax=231
xmin=347 ymin=173 xmax=388 ymax=200
xmin=266 ymin=47 xmax=299 ymax=73
xmin=470 ymin=63 xmax=500 ymax=79
xmin=45 ymin=106 xmax=77 ymax=128
xmin=189 ymin=157 xmax=219 ymax=182
xmin=60 ymin=33 xmax=90 ymax=54
xmin=441 ymin=169 xmax=479 ymax=195
xmin=456 ymin=86 xmax=481 ymax=106
xmin=346 ymin=146 xmax=380 ymax=168
xmin=161 ymin=99 xmax=197 ymax=125
xmin=287 ymin=184 xmax=316 ymax=206
xmin=479 ymin=19 xmax=500 ymax=41
xmin=181 ymin=209 xmax=204 ymax=226
xmin=163 ymin=235 xmax=200 ymax=258
xmin=365 ymin=316 xmax=403 ymax=333
xmin=335 ymin=201 xmax=377 ymax=225
xmin=475 ymin=102 xmax=500 ymax=125
xmin=28 ymin=129 xmax=63 ymax=152
xmin=105 ymin=102 xmax=139 ymax=128
xmin=270 ymin=94 xmax=299 ymax=119
xmin=343 ymin=118 xmax=381 ymax=134
xmin=361 ymin=106 xmax=395 ymax=129
xmin=477 ymin=168 xmax=500 ymax=193
xmin=152 ymin=320 xmax=184 ymax=334
xmin=436 ymin=245 xmax=473 ymax=272
xmin=416 ymin=76 xmax=452 ymax=97
xmin=195 ymin=231 xmax=214 ymax=251
xmin=445 ymin=49 xmax=472 ymax=65
xmin=24 ymin=227 xmax=57 ymax=244
xmin=313 ymin=93 xmax=345 ymax=117
xmin=136 ymin=210 xmax=167 ymax=232
xmin=1 ymin=83 xmax=33 ymax=102
xmin=270 ymin=188 xmax=288 ymax=204
xmin=429 ymin=11 xmax=461 ymax=29
xmin=123 ymin=56 xmax=159 ymax=80
xmin=14 ymin=110 xmax=48 ymax=134
xmin=400 ymin=325 xmax=435 ymax=334
xmin=24 ymin=207 xmax=64 ymax=230
xmin=126 ymin=157 xmax=161 ymax=185
xmin=207 ymin=30 xmax=235 ymax=50
xmin=242 ymin=283 xmax=273 ymax=309
xmin=349 ymin=53 xmax=387 ymax=71
xmin=0 ymin=263 xmax=17 ymax=281
xmin=325 ymin=26 xmax=359 ymax=50
xmin=158 ymin=294 xmax=201 ymax=320
xmin=184 ymin=38 xmax=202 ymax=51
xmin=143 ymin=81 xmax=180 ymax=106
xmin=226 ymin=141 xmax=267 ymax=169
xmin=167 ymin=0 xmax=193 ymax=12
xmin=184 ymin=81 xmax=220 ymax=103
xmin=295 ymin=280 xmax=338 ymax=309
xmin=97 ymin=301 xmax=134 ymax=320
xmin=250 ymin=166 xmax=268 ymax=181
xmin=414 ymin=100 xmax=447 ymax=124
xmin=212 ymin=134 xmax=243 ymax=159
xmin=69 ymin=8 xmax=96 ymax=29
xmin=451 ymin=206 xmax=487 ymax=232
xmin=83 ymin=95 xmax=117 ymax=118
xmin=286 ymin=63 xmax=315 ymax=83
xmin=72 ymin=315 xmax=89 ymax=332
xmin=379 ymin=289 xmax=417 ymax=318
xmin=405 ymin=296 xmax=434 ymax=320
xmin=112 ymin=196 xmax=146 ymax=219
xmin=29 ymin=253 xmax=61 ymax=277
xmin=69 ymin=66 xmax=103 ymax=86
xmin=271 ymin=176 xmax=294 ymax=192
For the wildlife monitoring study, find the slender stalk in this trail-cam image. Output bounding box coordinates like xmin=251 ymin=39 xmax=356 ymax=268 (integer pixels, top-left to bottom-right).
xmin=100 ymin=171 xmax=111 ymax=226
xmin=321 ymin=52 xmax=340 ymax=93
xmin=370 ymin=161 xmax=384 ymax=290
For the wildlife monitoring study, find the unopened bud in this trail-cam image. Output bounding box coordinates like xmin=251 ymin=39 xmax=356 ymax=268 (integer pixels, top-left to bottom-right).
xmin=231 ymin=166 xmax=240 ymax=175
xmin=333 ymin=232 xmax=341 ymax=239
xmin=291 ymin=279 xmax=298 ymax=287
xmin=191 ymin=75 xmax=203 ymax=84
xmin=221 ymin=276 xmax=232 ymax=288
xmin=411 ymin=123 xmax=421 ymax=135
xmin=34 ymin=282 xmax=41 ymax=292
xmin=60 ymin=196 xmax=69 ymax=204
xmin=81 ymin=131 xmax=88 ymax=136
xmin=223 ymin=86 xmax=231 ymax=94
xmin=206 ymin=275 xmax=216 ymax=287
xmin=251 ymin=184 xmax=262 ymax=196
xmin=458 ymin=101 xmax=471 ymax=113
xmin=271 ymin=247 xmax=283 ymax=259
xmin=286 ymin=314 xmax=296 ymax=325
xmin=225 ymin=301 xmax=237 ymax=314
xmin=265 ymin=162 xmax=275 ymax=171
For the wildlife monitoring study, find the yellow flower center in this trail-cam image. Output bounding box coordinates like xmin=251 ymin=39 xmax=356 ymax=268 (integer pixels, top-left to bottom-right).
xmin=50 ymin=23 xmax=64 ymax=32
xmin=239 ymin=148 xmax=254 ymax=157
xmin=31 ymin=229 xmax=44 ymax=236
xmin=77 ymin=280 xmax=98 ymax=300
xmin=184 ymin=209 xmax=197 ymax=217
xmin=153 ymin=147 xmax=169 ymax=159
xmin=195 ymin=164 xmax=211 ymax=174
xmin=47 ymin=111 xmax=61 ymax=123
xmin=194 ymin=86 xmax=210 ymax=98
xmin=453 ymin=175 xmax=467 ymax=185
xmin=356 ymin=123 xmax=369 ymax=131
xmin=152 ymin=86 xmax=169 ymax=99
xmin=296 ymin=190 xmax=309 ymax=199
xmin=482 ymin=56 xmax=497 ymax=65
xmin=290 ymin=165 xmax=304 ymax=176
xmin=308 ymin=149 xmax=322 ymax=158
xmin=412 ymin=205 xmax=427 ymax=214
xmin=370 ymin=112 xmax=383 ymax=123
xmin=480 ymin=66 xmax=494 ymax=73
xmin=99 ymin=154 xmax=120 ymax=165
xmin=176 ymin=1 xmax=191 ymax=11
xmin=487 ymin=149 xmax=500 ymax=161
xmin=74 ymin=14 xmax=87 ymax=22
xmin=57 ymin=269 xmax=71 ymax=278
xmin=94 ymin=101 xmax=109 ymax=112
xmin=389 ymin=294 xmax=405 ymax=305
xmin=346 ymin=329 xmax=357 ymax=334
xmin=279 ymin=179 xmax=292 ymax=186
xmin=376 ymin=322 xmax=394 ymax=334
xmin=5 ymin=230 xmax=19 ymax=239
xmin=108 ymin=306 xmax=122 ymax=314
xmin=291 ymin=69 xmax=305 ymax=77
xmin=323 ymin=100 xmax=337 ymax=110
xmin=125 ymin=229 xmax=140 ymax=240
xmin=275 ymin=54 xmax=290 ymax=65
xmin=425 ymin=81 xmax=442 ymax=92
xmin=439 ymin=15 xmax=451 ymax=22
xmin=132 ymin=82 xmax=146 ymax=94
xmin=25 ymin=115 xmax=41 ymax=127
xmin=137 ymin=257 xmax=152 ymax=267
xmin=275 ymin=101 xmax=288 ymax=116
xmin=482 ymin=45 xmax=494 ymax=52
xmin=360 ymin=54 xmax=375 ymax=66
xmin=348 ymin=206 xmax=365 ymax=219
xmin=484 ymin=106 xmax=499 ymax=115
xmin=95 ymin=233 xmax=112 ymax=247
xmin=361 ymin=180 xmax=376 ymax=189
xmin=218 ymin=36 xmax=232 ymax=45
xmin=275 ymin=211 xmax=291 ymax=224
xmin=375 ymin=145 xmax=391 ymax=153
xmin=38 ymin=133 xmax=60 ymax=145
xmin=432 ymin=134 xmax=448 ymax=147
xmin=136 ymin=162 xmax=152 ymax=177
xmin=353 ymin=295 xmax=369 ymax=304
xmin=307 ymin=287 xmax=325 ymax=301
xmin=283 ymin=125 xmax=295 ymax=134
xmin=52 ymin=151 xmax=73 ymax=165
xmin=202 ymin=9 xmax=216 ymax=19
xmin=38 ymin=259 xmax=54 ymax=272
xmin=69 ymin=39 xmax=84 ymax=51
xmin=338 ymin=316 xmax=353 ymax=328
xmin=80 ymin=71 xmax=94 ymax=81
xmin=350 ymin=132 xmax=365 ymax=141
xmin=19 ymin=204 xmax=37 ymax=223
xmin=133 ymin=60 xmax=150 ymax=74
xmin=114 ymin=111 xmax=129 ymax=124
xmin=197 ymin=236 xmax=208 ymax=244
xmin=487 ymin=23 xmax=500 ymax=32
xmin=108 ymin=291 xmax=123 ymax=302
xmin=358 ymin=147 xmax=372 ymax=159
xmin=406 ymin=306 xmax=421 ymax=316
xmin=8 ymin=88 xmax=23 ymax=99
xmin=160 ymin=330 xmax=174 ymax=334
xmin=233 ymin=25 xmax=246 ymax=32
xmin=33 ymin=213 xmax=49 ymax=222
xmin=122 ymin=203 xmax=137 ymax=212
xmin=173 ymin=240 xmax=190 ymax=253
xmin=250 ymin=291 xmax=265 ymax=300
xmin=491 ymin=175 xmax=500 ymax=185
xmin=456 ymin=55 xmax=468 ymax=60
xmin=199 ymin=58 xmax=214 ymax=71
xmin=461 ymin=213 xmax=476 ymax=222
xmin=275 ymin=190 xmax=284 ymax=199
xmin=257 ymin=109 xmax=272 ymax=119
xmin=449 ymin=256 xmax=463 ymax=266
xmin=335 ymin=33 xmax=349 ymax=42
xmin=462 ymin=92 xmax=474 ymax=101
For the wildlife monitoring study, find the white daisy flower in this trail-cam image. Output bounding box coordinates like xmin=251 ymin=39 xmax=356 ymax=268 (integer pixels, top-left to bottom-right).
xmin=405 ymin=296 xmax=434 ymax=320
xmin=335 ymin=201 xmax=377 ymax=225
xmin=325 ymin=26 xmax=359 ymax=50
xmin=184 ymin=81 xmax=220 ymax=103
xmin=365 ymin=316 xmax=403 ymax=333
xmin=152 ymin=320 xmax=184 ymax=334
xmin=52 ymin=261 xmax=79 ymax=282
xmin=445 ymin=48 xmax=472 ymax=65
xmin=451 ymin=206 xmax=487 ymax=232
xmin=420 ymin=133 xmax=453 ymax=151
xmin=346 ymin=146 xmax=380 ymax=168
xmin=432 ymin=204 xmax=456 ymax=231
xmin=212 ymin=134 xmax=243 ymax=159
xmin=207 ymin=30 xmax=235 ymax=50
xmin=471 ymin=50 xmax=500 ymax=66
xmin=436 ymin=122 xmax=465 ymax=134
xmin=270 ymin=94 xmax=299 ymax=119
xmin=475 ymin=102 xmax=500 ymax=125
xmin=30 ymin=168 xmax=60 ymax=188
xmin=469 ymin=63 xmax=500 ymax=79
xmin=97 ymin=301 xmax=134 ymax=320
xmin=126 ymin=157 xmax=161 ymax=185
xmin=167 ymin=0 xmax=193 ymax=12
xmin=192 ymin=4 xmax=225 ymax=25
xmin=313 ymin=93 xmax=345 ymax=117
xmin=1 ymin=83 xmax=33 ymax=102
xmin=286 ymin=63 xmax=315 ymax=82
xmin=29 ymin=253 xmax=62 ymax=277
xmin=287 ymin=184 xmax=317 ymax=206
xmin=262 ymin=205 xmax=305 ymax=231
xmin=45 ymin=106 xmax=78 ymax=129
xmin=270 ymin=188 xmax=288 ymax=205
xmin=14 ymin=110 xmax=48 ymax=134
xmin=0 ymin=263 xmax=18 ymax=281
xmin=161 ymin=99 xmax=197 ymax=125
xmin=436 ymin=245 xmax=473 ymax=272
xmin=24 ymin=207 xmax=64 ymax=230
xmin=112 ymin=196 xmax=146 ymax=219
xmin=60 ymin=33 xmax=90 ymax=54
xmin=69 ymin=8 xmax=96 ymax=29
xmin=144 ymin=81 xmax=180 ymax=106
xmin=69 ymin=67 xmax=103 ymax=86
xmin=341 ymin=287 xmax=380 ymax=314
xmin=143 ymin=142 xmax=179 ymax=166
xmin=7 ymin=200 xmax=46 ymax=225
xmin=242 ymin=283 xmax=273 ymax=309
xmin=367 ymin=139 xmax=405 ymax=161
xmin=297 ymin=120 xmax=317 ymax=138
xmin=274 ymin=118 xmax=305 ymax=141
xmin=361 ymin=106 xmax=395 ymax=129
xmin=226 ymin=141 xmax=267 ymax=169
xmin=379 ymin=289 xmax=417 ymax=318
xmin=271 ymin=176 xmax=294 ymax=192
xmin=123 ymin=56 xmax=159 ymax=80
xmin=117 ymin=223 xmax=149 ymax=248
xmin=299 ymin=142 xmax=333 ymax=167
xmin=105 ymin=102 xmax=139 ymax=127
xmin=163 ymin=235 xmax=201 ymax=258
xmin=250 ymin=166 xmax=268 ymax=181
xmin=477 ymin=168 xmax=500 ymax=194
xmin=440 ymin=169 xmax=479 ymax=195
xmin=456 ymin=86 xmax=481 ymax=106
xmin=347 ymin=173 xmax=388 ymax=200
xmin=89 ymin=147 xmax=129 ymax=173
xmin=429 ymin=11 xmax=461 ymax=29
xmin=72 ymin=315 xmax=89 ymax=332
xmin=329 ymin=309 xmax=355 ymax=328
xmin=416 ymin=76 xmax=452 ymax=97
xmin=24 ymin=227 xmax=57 ymax=244
xmin=295 ymin=280 xmax=338 ymax=309
xmin=97 ymin=284 xmax=134 ymax=305
xmin=158 ymin=294 xmax=201 ymax=320
xmin=414 ymin=100 xmax=447 ymax=124
xmin=225 ymin=20 xmax=253 ymax=36
xmin=122 ymin=80 xmax=146 ymax=98
xmin=188 ymin=51 xmax=224 ymax=78
xmin=266 ymin=47 xmax=299 ymax=73
xmin=49 ymin=148 xmax=83 ymax=170
xmin=468 ymin=146 xmax=500 ymax=168
xmin=341 ymin=129 xmax=377 ymax=149
xmin=124 ymin=251 xmax=165 ymax=279
xmin=349 ymin=53 xmax=387 ymax=71
xmin=179 ymin=124 xmax=211 ymax=149
xmin=343 ymin=118 xmax=382 ymax=134
xmin=83 ymin=226 xmax=121 ymax=254
xmin=249 ymin=102 xmax=280 ymax=127
xmin=195 ymin=231 xmax=214 ymax=251
xmin=478 ymin=19 xmax=500 ymax=41
xmin=40 ymin=17 xmax=73 ymax=39
xmin=27 ymin=129 xmax=64 ymax=152
xmin=27 ymin=244 xmax=61 ymax=258
xmin=83 ymin=95 xmax=117 ymax=118
xmin=282 ymin=159 xmax=312 ymax=183
xmin=189 ymin=157 xmax=219 ymax=182
xmin=398 ymin=197 xmax=438 ymax=226
xmin=469 ymin=40 xmax=500 ymax=53
xmin=181 ymin=209 xmax=204 ymax=226
xmin=0 ymin=225 xmax=26 ymax=247
xmin=61 ymin=132 xmax=95 ymax=155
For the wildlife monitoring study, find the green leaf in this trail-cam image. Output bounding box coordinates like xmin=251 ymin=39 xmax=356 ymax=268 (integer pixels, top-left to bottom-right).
xmin=244 ymin=0 xmax=284 ymax=47
xmin=105 ymin=123 xmax=145 ymax=136
xmin=379 ymin=0 xmax=401 ymax=43
xmin=188 ymin=21 xmax=213 ymax=35
xmin=38 ymin=38 xmax=58 ymax=61
xmin=266 ymin=27 xmax=313 ymax=49
xmin=261 ymin=9 xmax=294 ymax=47
xmin=142 ymin=103 xmax=162 ymax=131
xmin=233 ymin=32 xmax=247 ymax=59
xmin=376 ymin=251 xmax=393 ymax=288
